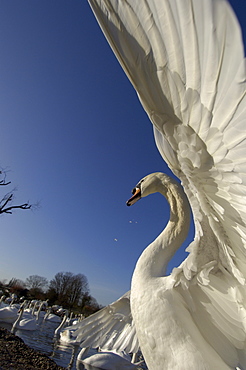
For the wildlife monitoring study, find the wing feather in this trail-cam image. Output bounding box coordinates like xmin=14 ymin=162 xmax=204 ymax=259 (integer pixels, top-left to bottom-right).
xmin=68 ymin=292 xmax=139 ymax=353
xmin=175 ymin=270 xmax=246 ymax=367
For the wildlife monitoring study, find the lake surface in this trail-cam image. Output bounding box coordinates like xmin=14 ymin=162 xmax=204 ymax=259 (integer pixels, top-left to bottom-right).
xmin=0 ymin=319 xmax=97 ymax=369
xmin=0 ymin=319 xmax=146 ymax=369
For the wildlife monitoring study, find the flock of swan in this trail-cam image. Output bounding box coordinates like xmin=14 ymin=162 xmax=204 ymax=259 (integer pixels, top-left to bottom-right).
xmin=0 ymin=294 xmax=142 ymax=369
xmin=0 ymin=297 xmax=62 ymax=329
xmin=70 ymin=0 xmax=246 ymax=369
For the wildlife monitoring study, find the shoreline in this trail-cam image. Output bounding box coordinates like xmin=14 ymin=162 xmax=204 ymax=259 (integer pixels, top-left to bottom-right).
xmin=0 ymin=326 xmax=65 ymax=370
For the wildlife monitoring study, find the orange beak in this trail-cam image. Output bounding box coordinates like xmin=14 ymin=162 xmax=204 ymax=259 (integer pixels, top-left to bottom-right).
xmin=126 ymin=187 xmax=141 ymax=206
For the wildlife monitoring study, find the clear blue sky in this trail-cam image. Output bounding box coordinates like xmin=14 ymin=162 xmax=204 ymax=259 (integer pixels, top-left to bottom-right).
xmin=0 ymin=1 xmax=245 ymax=306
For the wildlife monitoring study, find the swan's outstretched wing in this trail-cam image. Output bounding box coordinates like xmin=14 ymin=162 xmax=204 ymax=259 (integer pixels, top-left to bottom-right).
xmin=88 ymin=0 xmax=246 ymax=282
xmin=69 ymin=291 xmax=139 ymax=354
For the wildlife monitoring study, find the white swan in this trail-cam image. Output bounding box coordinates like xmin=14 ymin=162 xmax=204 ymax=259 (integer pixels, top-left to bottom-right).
xmin=77 ymin=1 xmax=246 ymax=369
xmin=43 ymin=308 xmax=62 ymax=323
xmin=47 ymin=313 xmax=62 ymax=323
xmin=0 ymin=295 xmax=7 ymax=308
xmin=54 ymin=310 xmax=69 ymax=336
xmin=34 ymin=301 xmax=47 ymax=321
xmin=11 ymin=300 xmax=48 ymax=332
xmin=11 ymin=306 xmax=38 ymax=332
xmin=76 ymin=347 xmax=141 ymax=370
xmin=59 ymin=328 xmax=81 ymax=345
xmin=0 ymin=305 xmax=18 ymax=323
xmin=81 ymin=351 xmax=139 ymax=370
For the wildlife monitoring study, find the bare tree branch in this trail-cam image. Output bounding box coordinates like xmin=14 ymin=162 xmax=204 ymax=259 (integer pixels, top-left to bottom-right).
xmin=0 ymin=169 xmax=33 ymax=215
xmin=0 ymin=170 xmax=11 ymax=186
xmin=0 ymin=180 xmax=11 ymax=186
xmin=0 ymin=202 xmax=32 ymax=214
xmin=0 ymin=193 xmax=13 ymax=210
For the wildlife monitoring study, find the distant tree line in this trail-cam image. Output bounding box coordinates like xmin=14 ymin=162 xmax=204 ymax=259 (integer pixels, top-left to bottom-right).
xmin=0 ymin=272 xmax=103 ymax=316
xmin=0 ymin=170 xmax=102 ymax=316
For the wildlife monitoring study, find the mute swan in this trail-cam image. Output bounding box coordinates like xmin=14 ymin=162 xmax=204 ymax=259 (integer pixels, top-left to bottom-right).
xmin=81 ymin=351 xmax=139 ymax=370
xmin=54 ymin=310 xmax=69 ymax=336
xmin=0 ymin=295 xmax=7 ymax=308
xmin=80 ymin=0 xmax=246 ymax=369
xmin=44 ymin=308 xmax=62 ymax=323
xmin=11 ymin=300 xmax=46 ymax=331
xmin=48 ymin=313 xmax=62 ymax=323
xmin=76 ymin=346 xmax=141 ymax=370
xmin=11 ymin=306 xmax=38 ymax=332
xmin=59 ymin=328 xmax=81 ymax=345
xmin=0 ymin=305 xmax=18 ymax=323
xmin=34 ymin=301 xmax=47 ymax=321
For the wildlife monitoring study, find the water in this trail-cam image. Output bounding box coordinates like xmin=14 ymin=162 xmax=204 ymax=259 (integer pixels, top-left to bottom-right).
xmin=0 ymin=319 xmax=146 ymax=369
xmin=0 ymin=319 xmax=97 ymax=369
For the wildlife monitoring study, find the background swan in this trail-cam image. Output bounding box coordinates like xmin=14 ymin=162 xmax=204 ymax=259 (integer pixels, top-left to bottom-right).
xmin=43 ymin=309 xmax=61 ymax=323
xmin=0 ymin=305 xmax=18 ymax=323
xmin=81 ymin=351 xmax=139 ymax=370
xmin=75 ymin=0 xmax=246 ymax=368
xmin=0 ymin=295 xmax=7 ymax=308
xmin=11 ymin=306 xmax=38 ymax=332
xmin=76 ymin=346 xmax=142 ymax=370
xmin=54 ymin=310 xmax=69 ymax=336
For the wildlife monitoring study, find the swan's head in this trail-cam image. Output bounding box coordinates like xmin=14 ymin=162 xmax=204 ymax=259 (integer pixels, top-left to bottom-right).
xmin=126 ymin=172 xmax=169 ymax=206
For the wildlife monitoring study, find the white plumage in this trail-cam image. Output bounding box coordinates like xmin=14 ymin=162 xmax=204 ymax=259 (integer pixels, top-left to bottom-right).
xmin=80 ymin=349 xmax=139 ymax=370
xmin=72 ymin=1 xmax=246 ymax=368
xmin=11 ymin=306 xmax=38 ymax=332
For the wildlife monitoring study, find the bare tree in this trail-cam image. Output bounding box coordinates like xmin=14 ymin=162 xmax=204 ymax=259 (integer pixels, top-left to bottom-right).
xmin=8 ymin=278 xmax=25 ymax=288
xmin=6 ymin=278 xmax=26 ymax=297
xmin=25 ymin=275 xmax=48 ymax=291
xmin=0 ymin=169 xmax=32 ymax=214
xmin=67 ymin=273 xmax=89 ymax=307
xmin=48 ymin=272 xmax=89 ymax=309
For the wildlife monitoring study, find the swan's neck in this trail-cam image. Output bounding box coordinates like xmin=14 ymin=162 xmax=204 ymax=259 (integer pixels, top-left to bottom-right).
xmin=133 ymin=180 xmax=190 ymax=281
xmin=11 ymin=309 xmax=24 ymax=332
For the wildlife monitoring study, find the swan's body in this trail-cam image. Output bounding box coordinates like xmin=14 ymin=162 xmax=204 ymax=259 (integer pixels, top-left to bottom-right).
xmin=13 ymin=316 xmax=37 ymax=331
xmin=57 ymin=312 xmax=82 ymax=344
xmin=0 ymin=305 xmax=18 ymax=323
xmin=59 ymin=327 xmax=82 ymax=345
xmin=82 ymin=351 xmax=138 ymax=370
xmin=45 ymin=312 xmax=61 ymax=323
xmin=75 ymin=1 xmax=246 ymax=368
xmin=76 ymin=347 xmax=140 ymax=370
